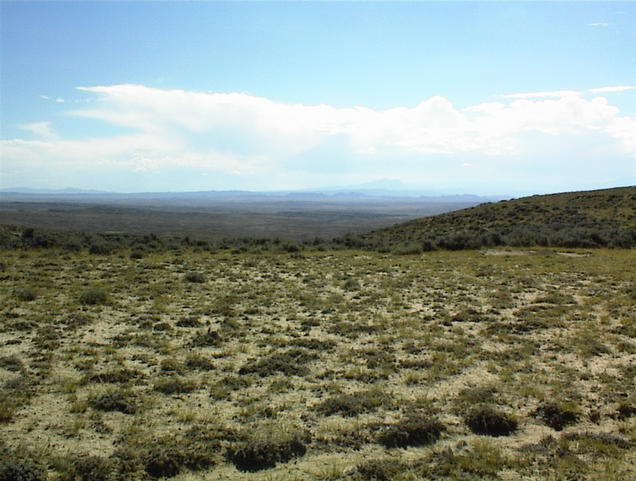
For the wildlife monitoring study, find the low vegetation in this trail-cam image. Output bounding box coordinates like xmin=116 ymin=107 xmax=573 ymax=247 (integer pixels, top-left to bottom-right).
xmin=0 ymin=187 xmax=634 ymax=480
xmin=350 ymin=186 xmax=636 ymax=252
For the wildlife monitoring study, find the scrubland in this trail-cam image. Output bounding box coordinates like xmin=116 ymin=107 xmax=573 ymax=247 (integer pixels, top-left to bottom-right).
xmin=0 ymin=246 xmax=634 ymax=480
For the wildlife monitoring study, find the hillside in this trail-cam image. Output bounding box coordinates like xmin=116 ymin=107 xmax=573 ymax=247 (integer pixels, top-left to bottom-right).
xmin=346 ymin=186 xmax=636 ymax=252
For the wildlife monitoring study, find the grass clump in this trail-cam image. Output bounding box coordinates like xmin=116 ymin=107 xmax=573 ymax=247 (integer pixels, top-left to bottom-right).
xmin=79 ymin=288 xmax=108 ymax=306
xmin=464 ymin=405 xmax=517 ymax=436
xmin=377 ymin=417 xmax=445 ymax=448
xmin=533 ymin=402 xmax=579 ymax=431
xmin=317 ymin=388 xmax=390 ymax=417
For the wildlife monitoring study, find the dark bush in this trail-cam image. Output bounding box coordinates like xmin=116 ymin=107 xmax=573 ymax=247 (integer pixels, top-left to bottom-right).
xmin=392 ymin=242 xmax=422 ymax=255
xmin=533 ymin=402 xmax=579 ymax=431
xmin=70 ymin=455 xmax=113 ymax=481
xmin=154 ymin=377 xmax=196 ymax=395
xmin=176 ymin=315 xmax=202 ymax=327
xmin=143 ymin=447 xmax=182 ymax=479
xmin=465 ymin=406 xmax=517 ymax=436
xmin=79 ymin=288 xmax=108 ymax=306
xmin=0 ymin=460 xmax=46 ymax=481
xmin=189 ymin=328 xmax=223 ymax=347
xmin=184 ymin=272 xmax=205 ymax=283
xmin=129 ymin=250 xmax=144 ymax=260
xmin=86 ymin=368 xmax=143 ymax=384
xmin=377 ymin=417 xmax=444 ymax=448
xmin=185 ymin=354 xmax=214 ymax=371
xmin=616 ymin=402 xmax=636 ymax=420
xmin=317 ymin=390 xmax=389 ymax=417
xmin=90 ymin=391 xmax=136 ymax=414
xmin=153 ymin=322 xmax=173 ymax=331
xmin=238 ymin=348 xmax=318 ymax=377
xmin=89 ymin=243 xmax=113 ymax=255
xmin=227 ymin=436 xmax=306 ymax=472
xmin=355 ymin=458 xmax=403 ymax=481
xmin=0 ymin=355 xmax=24 ymax=372
xmin=15 ymin=288 xmax=38 ymax=302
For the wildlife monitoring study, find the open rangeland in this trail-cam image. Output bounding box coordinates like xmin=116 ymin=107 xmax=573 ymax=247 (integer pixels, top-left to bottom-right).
xmin=1 ymin=246 xmax=634 ymax=480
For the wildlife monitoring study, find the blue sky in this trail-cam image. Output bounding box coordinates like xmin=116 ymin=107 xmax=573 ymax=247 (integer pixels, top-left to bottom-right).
xmin=1 ymin=1 xmax=635 ymax=195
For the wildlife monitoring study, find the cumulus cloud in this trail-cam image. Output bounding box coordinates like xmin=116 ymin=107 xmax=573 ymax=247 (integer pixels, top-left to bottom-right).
xmin=3 ymin=84 xmax=635 ymax=191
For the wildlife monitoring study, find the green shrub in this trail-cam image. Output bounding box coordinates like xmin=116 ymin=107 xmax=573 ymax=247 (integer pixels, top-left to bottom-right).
xmin=238 ymin=348 xmax=318 ymax=377
xmin=16 ymin=288 xmax=38 ymax=302
xmin=68 ymin=455 xmax=113 ymax=481
xmin=355 ymin=458 xmax=404 ymax=481
xmin=0 ymin=355 xmax=24 ymax=372
xmin=184 ymin=272 xmax=205 ymax=283
xmin=392 ymin=242 xmax=422 ymax=255
xmin=0 ymin=460 xmax=47 ymax=481
xmin=377 ymin=417 xmax=445 ymax=448
xmin=86 ymin=368 xmax=143 ymax=384
xmin=533 ymin=402 xmax=579 ymax=431
xmin=143 ymin=447 xmax=182 ymax=479
xmin=189 ymin=328 xmax=223 ymax=347
xmin=184 ymin=354 xmax=214 ymax=371
xmin=90 ymin=390 xmax=136 ymax=414
xmin=227 ymin=433 xmax=307 ymax=472
xmin=153 ymin=377 xmax=197 ymax=395
xmin=79 ymin=288 xmax=108 ymax=306
xmin=176 ymin=316 xmax=202 ymax=327
xmin=89 ymin=243 xmax=113 ymax=255
xmin=616 ymin=402 xmax=635 ymax=420
xmin=129 ymin=250 xmax=144 ymax=260
xmin=317 ymin=389 xmax=389 ymax=417
xmin=465 ymin=406 xmax=517 ymax=436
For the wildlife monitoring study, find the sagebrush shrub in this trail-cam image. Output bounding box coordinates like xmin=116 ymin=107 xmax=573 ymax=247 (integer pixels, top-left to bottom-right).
xmin=79 ymin=288 xmax=108 ymax=305
xmin=465 ymin=406 xmax=517 ymax=436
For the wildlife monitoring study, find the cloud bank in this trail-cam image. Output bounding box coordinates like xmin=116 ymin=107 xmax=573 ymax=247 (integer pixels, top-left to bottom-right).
xmin=2 ymin=84 xmax=635 ymax=192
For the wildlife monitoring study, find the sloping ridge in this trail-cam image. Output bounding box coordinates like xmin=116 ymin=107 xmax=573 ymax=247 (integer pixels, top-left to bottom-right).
xmin=348 ymin=186 xmax=636 ymax=252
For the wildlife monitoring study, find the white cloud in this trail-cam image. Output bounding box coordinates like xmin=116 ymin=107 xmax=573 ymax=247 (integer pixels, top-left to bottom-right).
xmin=3 ymin=84 xmax=635 ymax=191
xmin=18 ymin=121 xmax=57 ymax=139
xmin=588 ymin=22 xmax=609 ymax=27
xmin=55 ymin=97 xmax=65 ymax=103
xmin=589 ymin=85 xmax=636 ymax=93
xmin=499 ymin=90 xmax=581 ymax=99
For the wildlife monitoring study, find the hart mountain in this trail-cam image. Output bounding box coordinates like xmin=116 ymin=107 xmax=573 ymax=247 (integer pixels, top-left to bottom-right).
xmin=346 ymin=186 xmax=636 ymax=253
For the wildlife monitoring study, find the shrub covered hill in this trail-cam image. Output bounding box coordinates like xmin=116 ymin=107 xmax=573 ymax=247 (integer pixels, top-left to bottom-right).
xmin=342 ymin=186 xmax=636 ymax=252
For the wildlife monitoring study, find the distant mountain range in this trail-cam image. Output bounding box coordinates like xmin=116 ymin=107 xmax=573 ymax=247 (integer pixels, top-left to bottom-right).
xmin=0 ymin=180 xmax=501 ymax=204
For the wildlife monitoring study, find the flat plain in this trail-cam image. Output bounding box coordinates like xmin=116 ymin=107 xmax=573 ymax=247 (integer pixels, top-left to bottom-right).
xmin=1 ymin=245 xmax=634 ymax=480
